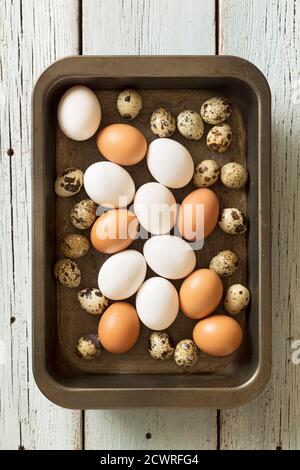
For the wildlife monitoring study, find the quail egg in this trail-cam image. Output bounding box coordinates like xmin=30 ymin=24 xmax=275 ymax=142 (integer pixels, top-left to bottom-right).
xmin=77 ymin=288 xmax=108 ymax=315
xmin=177 ymin=110 xmax=204 ymax=140
xmin=60 ymin=233 xmax=90 ymax=259
xmin=224 ymin=284 xmax=250 ymax=315
xmin=209 ymin=250 xmax=239 ymax=277
xmin=70 ymin=199 xmax=98 ymax=230
xmin=54 ymin=258 xmax=81 ymax=287
xmin=117 ymin=89 xmax=142 ymax=120
xmin=200 ymin=97 xmax=232 ymax=125
xmin=150 ymin=107 xmax=176 ymax=137
xmin=76 ymin=334 xmax=101 ymax=360
xmin=221 ymin=162 xmax=248 ymax=189
xmin=148 ymin=330 xmax=174 ymax=360
xmin=193 ymin=159 xmax=220 ymax=188
xmin=207 ymin=123 xmax=232 ymax=153
xmin=174 ymin=339 xmax=198 ymax=368
xmin=54 ymin=167 xmax=84 ymax=197
xmin=218 ymin=208 xmax=248 ymax=235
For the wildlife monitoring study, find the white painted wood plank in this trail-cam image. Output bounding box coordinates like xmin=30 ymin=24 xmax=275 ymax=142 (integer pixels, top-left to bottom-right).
xmin=85 ymin=409 xmax=217 ymax=450
xmin=219 ymin=0 xmax=300 ymax=449
xmin=0 ymin=0 xmax=82 ymax=450
xmin=83 ymin=0 xmax=216 ymax=55
xmin=82 ymin=0 xmax=217 ymax=450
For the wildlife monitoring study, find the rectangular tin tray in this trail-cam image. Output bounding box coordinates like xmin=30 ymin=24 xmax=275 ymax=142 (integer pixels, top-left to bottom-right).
xmin=33 ymin=56 xmax=271 ymax=409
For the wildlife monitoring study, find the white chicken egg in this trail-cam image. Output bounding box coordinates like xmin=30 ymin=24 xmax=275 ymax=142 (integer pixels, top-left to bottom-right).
xmin=98 ymin=250 xmax=146 ymax=300
xmin=143 ymin=235 xmax=196 ymax=280
xmin=84 ymin=161 xmax=135 ymax=208
xmin=133 ymin=182 xmax=177 ymax=235
xmin=57 ymin=85 xmax=101 ymax=141
xmin=136 ymin=277 xmax=179 ymax=330
xmin=147 ymin=138 xmax=194 ymax=188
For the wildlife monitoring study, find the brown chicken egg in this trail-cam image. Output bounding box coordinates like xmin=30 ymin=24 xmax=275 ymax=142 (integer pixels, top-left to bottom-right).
xmin=91 ymin=209 xmax=139 ymax=254
xmin=177 ymin=188 xmax=219 ymax=240
xmin=96 ymin=123 xmax=147 ymax=166
xmin=98 ymin=302 xmax=140 ymax=354
xmin=179 ymin=268 xmax=223 ymax=320
xmin=193 ymin=314 xmax=243 ymax=356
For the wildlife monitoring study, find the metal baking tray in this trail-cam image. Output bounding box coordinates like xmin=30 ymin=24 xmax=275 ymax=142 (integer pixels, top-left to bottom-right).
xmin=32 ymin=56 xmax=271 ymax=409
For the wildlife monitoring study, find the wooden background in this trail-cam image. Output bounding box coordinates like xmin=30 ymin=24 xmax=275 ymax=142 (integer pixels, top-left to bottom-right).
xmin=0 ymin=0 xmax=299 ymax=450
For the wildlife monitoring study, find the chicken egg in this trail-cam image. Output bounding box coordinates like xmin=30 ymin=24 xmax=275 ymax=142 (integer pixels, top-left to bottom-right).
xmin=98 ymin=302 xmax=140 ymax=354
xmin=147 ymin=138 xmax=194 ymax=188
xmin=143 ymin=235 xmax=196 ymax=280
xmin=177 ymin=188 xmax=219 ymax=241
xmin=84 ymin=161 xmax=135 ymax=208
xmin=133 ymin=182 xmax=177 ymax=235
xmin=96 ymin=124 xmax=147 ymax=166
xmin=136 ymin=277 xmax=179 ymax=330
xmin=57 ymin=85 xmax=101 ymax=141
xmin=91 ymin=209 xmax=139 ymax=254
xmin=193 ymin=314 xmax=243 ymax=356
xmin=98 ymin=250 xmax=147 ymax=300
xmin=179 ymin=268 xmax=223 ymax=320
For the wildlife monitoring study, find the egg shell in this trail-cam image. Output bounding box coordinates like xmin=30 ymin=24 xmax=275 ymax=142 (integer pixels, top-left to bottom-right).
xmin=117 ymin=89 xmax=142 ymax=120
xmin=98 ymin=302 xmax=140 ymax=354
xmin=180 ymin=268 xmax=223 ymax=320
xmin=98 ymin=250 xmax=147 ymax=300
xmin=76 ymin=334 xmax=101 ymax=360
xmin=136 ymin=277 xmax=179 ymax=330
xmin=54 ymin=167 xmax=84 ymax=197
xmin=200 ymin=97 xmax=232 ymax=125
xmin=96 ymin=124 xmax=147 ymax=166
xmin=177 ymin=188 xmax=219 ymax=240
xmin=143 ymin=235 xmax=196 ymax=280
xmin=193 ymin=314 xmax=243 ymax=357
xmin=84 ymin=161 xmax=135 ymax=208
xmin=91 ymin=209 xmax=139 ymax=254
xmin=133 ymin=182 xmax=177 ymax=235
xmin=57 ymin=85 xmax=101 ymax=141
xmin=147 ymin=138 xmax=194 ymax=189
xmin=150 ymin=108 xmax=176 ymax=138
xmin=70 ymin=199 xmax=97 ymax=229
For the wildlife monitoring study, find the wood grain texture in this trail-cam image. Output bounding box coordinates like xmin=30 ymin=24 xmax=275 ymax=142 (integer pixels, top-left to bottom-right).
xmin=82 ymin=0 xmax=218 ymax=450
xmin=0 ymin=0 xmax=82 ymax=450
xmin=82 ymin=0 xmax=216 ymax=55
xmin=85 ymin=410 xmax=217 ymax=450
xmin=219 ymin=0 xmax=300 ymax=450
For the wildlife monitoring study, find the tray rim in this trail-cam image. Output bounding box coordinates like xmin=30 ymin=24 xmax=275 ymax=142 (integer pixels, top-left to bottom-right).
xmin=32 ymin=55 xmax=271 ymax=409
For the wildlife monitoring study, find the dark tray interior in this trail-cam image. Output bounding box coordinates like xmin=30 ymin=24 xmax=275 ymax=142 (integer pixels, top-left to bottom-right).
xmin=33 ymin=57 xmax=271 ymax=408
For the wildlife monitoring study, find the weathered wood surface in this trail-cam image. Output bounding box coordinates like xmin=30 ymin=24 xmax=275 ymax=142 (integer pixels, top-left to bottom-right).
xmin=82 ymin=0 xmax=218 ymax=450
xmin=1 ymin=0 xmax=300 ymax=450
xmin=0 ymin=0 xmax=82 ymax=450
xmin=218 ymin=0 xmax=300 ymax=450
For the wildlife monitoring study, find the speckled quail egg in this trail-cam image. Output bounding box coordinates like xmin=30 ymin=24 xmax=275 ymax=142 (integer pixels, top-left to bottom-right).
xmin=77 ymin=288 xmax=108 ymax=315
xmin=224 ymin=284 xmax=250 ymax=315
xmin=117 ymin=89 xmax=142 ymax=120
xmin=193 ymin=159 xmax=220 ymax=188
xmin=150 ymin=107 xmax=176 ymax=137
xmin=54 ymin=258 xmax=81 ymax=287
xmin=218 ymin=208 xmax=248 ymax=235
xmin=209 ymin=250 xmax=239 ymax=278
xmin=221 ymin=162 xmax=248 ymax=189
xmin=70 ymin=199 xmax=98 ymax=230
xmin=177 ymin=110 xmax=204 ymax=140
xmin=207 ymin=123 xmax=232 ymax=153
xmin=200 ymin=97 xmax=232 ymax=125
xmin=54 ymin=167 xmax=84 ymax=197
xmin=148 ymin=330 xmax=174 ymax=360
xmin=60 ymin=234 xmax=90 ymax=259
xmin=76 ymin=334 xmax=101 ymax=360
xmin=174 ymin=339 xmax=198 ymax=368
